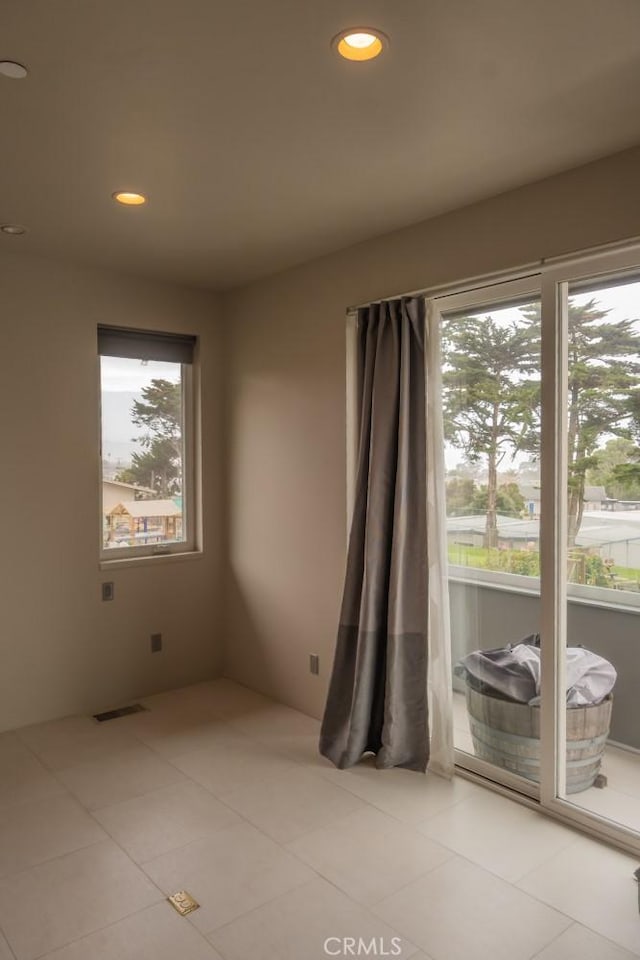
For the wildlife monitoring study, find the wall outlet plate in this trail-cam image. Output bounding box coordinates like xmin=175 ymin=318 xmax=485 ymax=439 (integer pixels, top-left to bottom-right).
xmin=150 ymin=633 xmax=162 ymax=653
xmin=310 ymin=653 xmax=320 ymax=675
xmin=101 ymin=582 xmax=114 ymax=602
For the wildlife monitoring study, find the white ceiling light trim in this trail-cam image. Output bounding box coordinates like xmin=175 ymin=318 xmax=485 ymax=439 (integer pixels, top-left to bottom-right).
xmin=112 ymin=191 xmax=148 ymax=206
xmin=332 ymin=27 xmax=388 ymax=62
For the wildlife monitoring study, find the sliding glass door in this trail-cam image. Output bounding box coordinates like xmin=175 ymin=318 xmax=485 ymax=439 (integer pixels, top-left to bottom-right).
xmin=549 ymin=261 xmax=640 ymax=851
xmin=440 ymin=277 xmax=543 ymax=797
xmin=437 ymin=245 xmax=640 ymax=854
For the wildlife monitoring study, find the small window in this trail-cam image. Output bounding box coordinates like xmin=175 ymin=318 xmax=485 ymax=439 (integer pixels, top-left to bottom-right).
xmin=98 ymin=326 xmax=197 ymax=559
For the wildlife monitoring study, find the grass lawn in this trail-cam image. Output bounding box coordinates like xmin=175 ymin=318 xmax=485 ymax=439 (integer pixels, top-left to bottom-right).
xmin=447 ymin=542 xmax=639 ymax=588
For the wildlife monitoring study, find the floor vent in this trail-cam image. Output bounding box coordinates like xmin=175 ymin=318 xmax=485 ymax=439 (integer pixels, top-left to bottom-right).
xmin=93 ymin=703 xmax=147 ymax=722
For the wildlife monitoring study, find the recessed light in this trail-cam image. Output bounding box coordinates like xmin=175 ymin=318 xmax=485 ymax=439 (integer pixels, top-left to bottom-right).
xmin=332 ymin=28 xmax=388 ymax=62
xmin=0 ymin=223 xmax=27 ymax=236
xmin=112 ymin=191 xmax=147 ymax=206
xmin=0 ymin=61 xmax=28 ymax=79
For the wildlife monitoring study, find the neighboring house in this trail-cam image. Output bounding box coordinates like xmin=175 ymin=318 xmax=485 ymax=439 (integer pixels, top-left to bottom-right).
xmin=518 ymin=485 xmax=541 ymax=518
xmin=447 ymin=514 xmax=539 ymax=550
xmin=518 ymin=485 xmax=607 ymax=517
xmin=102 ymin=480 xmax=156 ymax=513
xmin=584 ymin=486 xmax=608 ymax=511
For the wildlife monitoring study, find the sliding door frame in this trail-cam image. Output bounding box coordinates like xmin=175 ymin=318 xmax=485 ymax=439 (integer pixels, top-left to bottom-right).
xmin=345 ymin=239 xmax=640 ymax=855
xmin=537 ymin=245 xmax=640 ymax=855
xmin=433 ymin=275 xmax=543 ymax=801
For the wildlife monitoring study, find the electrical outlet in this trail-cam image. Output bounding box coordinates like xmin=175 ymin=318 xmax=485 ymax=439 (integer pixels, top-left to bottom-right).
xmin=101 ymin=582 xmax=114 ymax=602
xmin=309 ymin=653 xmax=320 ymax=675
xmin=150 ymin=633 xmax=162 ymax=653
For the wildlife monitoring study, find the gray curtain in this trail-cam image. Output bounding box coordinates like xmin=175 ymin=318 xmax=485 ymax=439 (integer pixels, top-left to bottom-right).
xmin=320 ymin=297 xmax=429 ymax=772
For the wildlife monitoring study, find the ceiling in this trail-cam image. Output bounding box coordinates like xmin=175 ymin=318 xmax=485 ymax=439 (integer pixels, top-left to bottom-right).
xmin=2 ymin=0 xmax=640 ymax=291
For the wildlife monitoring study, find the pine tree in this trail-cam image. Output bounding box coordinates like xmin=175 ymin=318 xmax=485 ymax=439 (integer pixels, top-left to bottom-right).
xmin=442 ymin=313 xmax=540 ymax=548
xmin=521 ymin=299 xmax=640 ymax=543
xmin=587 ymin=437 xmax=640 ymax=500
xmin=115 ymin=379 xmax=183 ymax=497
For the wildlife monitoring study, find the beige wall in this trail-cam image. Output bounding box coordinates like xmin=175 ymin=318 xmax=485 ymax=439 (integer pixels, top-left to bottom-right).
xmin=222 ymin=145 xmax=640 ymax=720
xmin=0 ymin=250 xmax=222 ymax=731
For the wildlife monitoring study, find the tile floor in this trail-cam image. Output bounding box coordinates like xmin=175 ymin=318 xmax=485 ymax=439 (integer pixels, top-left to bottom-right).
xmin=0 ymin=678 xmax=637 ymax=959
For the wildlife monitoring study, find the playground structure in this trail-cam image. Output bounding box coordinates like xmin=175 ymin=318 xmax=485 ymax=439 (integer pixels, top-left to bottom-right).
xmin=104 ymin=500 xmax=182 ymax=547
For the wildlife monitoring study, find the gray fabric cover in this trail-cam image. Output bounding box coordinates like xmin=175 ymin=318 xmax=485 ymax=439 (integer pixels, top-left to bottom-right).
xmin=319 ymin=298 xmax=429 ymax=772
xmin=455 ymin=636 xmax=616 ymax=706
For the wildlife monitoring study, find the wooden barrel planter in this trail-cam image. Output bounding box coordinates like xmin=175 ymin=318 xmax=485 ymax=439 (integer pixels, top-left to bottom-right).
xmin=465 ymin=683 xmax=612 ymax=793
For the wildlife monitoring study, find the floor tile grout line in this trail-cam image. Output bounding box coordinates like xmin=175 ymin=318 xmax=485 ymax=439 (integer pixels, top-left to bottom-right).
xmin=202 ymin=875 xmax=323 ymax=943
xmin=174 ymin=761 xmax=371 ymax=848
xmin=13 ymin=722 xmax=160 ymax=777
xmin=505 ymin=865 xmax=631 ymax=947
xmin=527 ymin=920 xmax=577 ymax=960
xmin=119 ymin=716 xmax=305 ymax=771
xmin=413 ymin=797 xmax=588 ymax=888
xmin=80 ymin=773 xmax=217 ymax=817
xmin=28 ymin=898 xmax=171 ymax=960
xmin=522 ymin=892 xmax=640 ymax=960
xmin=281 ymin=829 xmax=457 ymax=913
xmin=0 ymin=926 xmax=18 ymax=960
xmin=21 ymin=735 xmax=193 ymax=823
xmin=308 ymin=771 xmax=473 ymax=830
xmin=370 ymin=847 xmax=579 ymax=929
xmin=509 ymin=832 xmax=585 ymax=886
xmin=0 ymin=841 xmax=166 ymax=960
xmin=529 ymin=919 xmax=640 ymax=960
xmin=186 ymin=870 xmax=325 ymax=943
xmin=20 ymin=711 xmax=265 ymax=816
xmin=0 ymin=835 xmax=110 ymax=887
xmin=201 ymin=872 xmax=419 ymax=959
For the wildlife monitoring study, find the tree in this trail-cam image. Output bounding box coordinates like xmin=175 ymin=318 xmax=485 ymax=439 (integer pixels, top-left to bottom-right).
xmin=471 ymin=482 xmax=526 ymax=518
xmin=116 ymin=379 xmax=183 ymax=497
xmin=587 ymin=437 xmax=640 ymax=500
xmin=609 ymin=391 xmax=640 ymax=494
xmin=442 ymin=314 xmax=540 ymax=548
xmin=445 ymin=477 xmax=475 ymax=515
xmin=522 ymin=300 xmax=640 ymax=543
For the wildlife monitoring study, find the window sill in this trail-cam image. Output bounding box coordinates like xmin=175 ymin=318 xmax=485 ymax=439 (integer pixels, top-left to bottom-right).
xmin=100 ymin=549 xmax=203 ymax=572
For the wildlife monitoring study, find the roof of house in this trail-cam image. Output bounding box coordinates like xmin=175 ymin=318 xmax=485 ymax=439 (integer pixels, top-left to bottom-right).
xmin=108 ymin=500 xmax=181 ymax=518
xmin=584 ymin=486 xmax=607 ymax=502
xmin=447 ymin=513 xmax=640 ymax=547
xmin=103 ymin=480 xmax=156 ymax=495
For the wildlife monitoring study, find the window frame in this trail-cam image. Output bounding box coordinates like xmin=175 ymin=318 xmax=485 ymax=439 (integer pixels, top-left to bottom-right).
xmin=98 ymin=327 xmax=199 ymax=564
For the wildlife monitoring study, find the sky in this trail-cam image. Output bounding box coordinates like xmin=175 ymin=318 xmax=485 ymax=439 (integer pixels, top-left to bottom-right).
xmin=100 ymin=357 xmax=182 ymax=465
xmin=100 ymin=356 xmax=181 ymax=393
